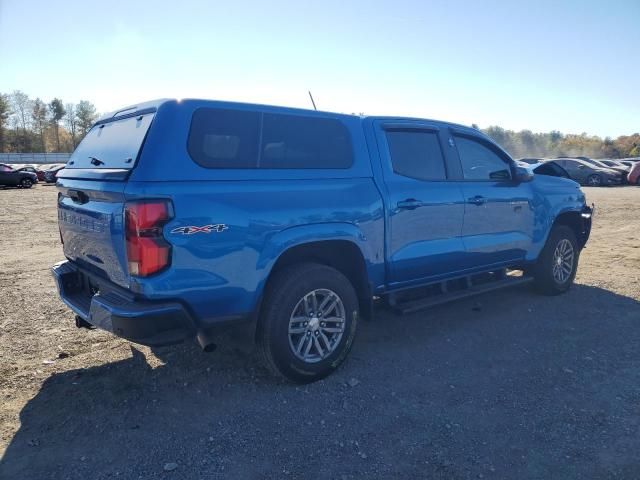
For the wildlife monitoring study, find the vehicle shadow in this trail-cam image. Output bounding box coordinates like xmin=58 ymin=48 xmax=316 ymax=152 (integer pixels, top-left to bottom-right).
xmin=2 ymin=283 xmax=640 ymax=479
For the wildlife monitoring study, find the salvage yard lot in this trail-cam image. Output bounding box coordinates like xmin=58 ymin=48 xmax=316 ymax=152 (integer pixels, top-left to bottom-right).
xmin=1 ymin=184 xmax=639 ymax=479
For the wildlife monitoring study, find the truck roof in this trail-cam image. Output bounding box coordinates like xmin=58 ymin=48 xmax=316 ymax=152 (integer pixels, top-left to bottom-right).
xmin=96 ymin=98 xmax=476 ymax=133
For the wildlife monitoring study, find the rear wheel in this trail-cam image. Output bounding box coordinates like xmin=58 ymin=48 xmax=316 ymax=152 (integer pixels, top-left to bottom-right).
xmin=586 ymin=174 xmax=602 ymax=187
xmin=532 ymin=225 xmax=579 ymax=295
xmin=20 ymin=178 xmax=33 ymax=188
xmin=259 ymin=263 xmax=359 ymax=383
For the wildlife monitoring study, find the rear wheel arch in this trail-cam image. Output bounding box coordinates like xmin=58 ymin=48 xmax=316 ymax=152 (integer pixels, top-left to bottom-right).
xmin=262 ymin=240 xmax=372 ymax=321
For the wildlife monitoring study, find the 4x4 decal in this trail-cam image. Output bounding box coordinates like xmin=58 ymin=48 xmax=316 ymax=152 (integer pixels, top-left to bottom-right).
xmin=171 ymin=224 xmax=228 ymax=235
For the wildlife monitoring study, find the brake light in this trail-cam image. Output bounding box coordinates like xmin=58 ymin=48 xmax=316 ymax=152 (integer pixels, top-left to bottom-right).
xmin=57 ymin=193 xmax=64 ymax=245
xmin=125 ymin=200 xmax=173 ymax=277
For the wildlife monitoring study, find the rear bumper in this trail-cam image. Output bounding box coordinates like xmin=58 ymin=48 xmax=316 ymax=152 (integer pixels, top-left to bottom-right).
xmin=52 ymin=261 xmax=196 ymax=346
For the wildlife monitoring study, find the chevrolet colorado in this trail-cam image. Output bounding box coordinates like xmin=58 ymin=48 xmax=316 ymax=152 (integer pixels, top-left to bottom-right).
xmin=53 ymin=99 xmax=592 ymax=382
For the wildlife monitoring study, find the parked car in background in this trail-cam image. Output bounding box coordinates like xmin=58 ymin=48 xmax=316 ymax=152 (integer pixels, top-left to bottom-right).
xmin=518 ymin=157 xmax=544 ymax=165
xmin=17 ymin=165 xmax=44 ymax=182
xmin=598 ymin=159 xmax=630 ymax=174
xmin=628 ymin=162 xmax=640 ymax=185
xmin=553 ymin=158 xmax=623 ymax=186
xmin=532 ymin=160 xmax=570 ymax=179
xmin=44 ymin=165 xmax=65 ymax=183
xmin=574 ymin=157 xmax=629 ymax=177
xmin=619 ymin=159 xmax=640 ymax=168
xmin=0 ymin=163 xmax=37 ymax=188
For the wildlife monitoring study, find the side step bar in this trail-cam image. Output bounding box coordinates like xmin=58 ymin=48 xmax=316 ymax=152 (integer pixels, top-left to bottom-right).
xmin=388 ymin=271 xmax=533 ymax=315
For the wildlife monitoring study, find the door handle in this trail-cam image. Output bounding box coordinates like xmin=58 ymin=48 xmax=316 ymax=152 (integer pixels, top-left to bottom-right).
xmin=468 ymin=195 xmax=487 ymax=206
xmin=397 ymin=199 xmax=423 ymax=210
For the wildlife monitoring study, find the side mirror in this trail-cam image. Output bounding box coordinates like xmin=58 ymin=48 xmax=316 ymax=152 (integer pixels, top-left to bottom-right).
xmin=513 ymin=165 xmax=534 ymax=182
xmin=578 ymin=164 xmax=586 ymax=169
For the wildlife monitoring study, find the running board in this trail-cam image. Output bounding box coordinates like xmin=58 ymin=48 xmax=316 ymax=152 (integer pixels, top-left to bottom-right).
xmin=389 ymin=273 xmax=533 ymax=315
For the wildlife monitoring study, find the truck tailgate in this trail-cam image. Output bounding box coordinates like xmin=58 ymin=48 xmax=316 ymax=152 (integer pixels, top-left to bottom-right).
xmin=57 ymin=180 xmax=129 ymax=288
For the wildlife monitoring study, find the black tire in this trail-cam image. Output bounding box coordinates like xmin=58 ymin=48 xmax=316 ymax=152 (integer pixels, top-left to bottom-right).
xmin=20 ymin=178 xmax=33 ymax=189
xmin=586 ymin=174 xmax=602 ymax=187
xmin=258 ymin=263 xmax=359 ymax=383
xmin=532 ymin=225 xmax=579 ymax=295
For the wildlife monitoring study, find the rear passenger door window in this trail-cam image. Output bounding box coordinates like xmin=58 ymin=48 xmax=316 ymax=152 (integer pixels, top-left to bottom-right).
xmin=454 ymin=136 xmax=512 ymax=181
xmin=385 ymin=130 xmax=446 ymax=180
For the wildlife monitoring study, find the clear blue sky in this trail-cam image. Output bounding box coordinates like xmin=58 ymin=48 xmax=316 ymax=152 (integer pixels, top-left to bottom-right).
xmin=1 ymin=0 xmax=638 ymax=137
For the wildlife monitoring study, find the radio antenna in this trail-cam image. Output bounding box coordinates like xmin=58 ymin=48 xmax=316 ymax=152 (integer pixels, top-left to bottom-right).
xmin=308 ymin=91 xmax=317 ymax=111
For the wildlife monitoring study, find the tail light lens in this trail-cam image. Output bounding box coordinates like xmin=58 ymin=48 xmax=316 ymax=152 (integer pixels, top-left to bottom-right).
xmin=125 ymin=200 xmax=173 ymax=277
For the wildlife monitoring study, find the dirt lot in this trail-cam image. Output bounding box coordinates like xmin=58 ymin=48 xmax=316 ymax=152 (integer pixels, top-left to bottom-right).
xmin=1 ymin=184 xmax=639 ymax=479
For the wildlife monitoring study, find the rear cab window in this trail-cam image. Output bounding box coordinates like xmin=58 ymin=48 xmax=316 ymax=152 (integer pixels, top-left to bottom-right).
xmin=187 ymin=108 xmax=353 ymax=169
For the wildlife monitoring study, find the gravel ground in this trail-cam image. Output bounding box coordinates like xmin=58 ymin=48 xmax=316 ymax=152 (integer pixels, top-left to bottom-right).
xmin=1 ymin=184 xmax=639 ymax=479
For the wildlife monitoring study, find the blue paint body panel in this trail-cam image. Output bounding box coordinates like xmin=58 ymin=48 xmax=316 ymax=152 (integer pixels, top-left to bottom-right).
xmin=54 ymin=98 xmax=590 ymax=341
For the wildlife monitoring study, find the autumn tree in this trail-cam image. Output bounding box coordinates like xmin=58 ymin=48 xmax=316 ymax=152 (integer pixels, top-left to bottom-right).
xmin=10 ymin=90 xmax=32 ymax=152
xmin=49 ymin=98 xmax=66 ymax=151
xmin=64 ymin=103 xmax=78 ymax=150
xmin=31 ymin=98 xmax=48 ymax=152
xmin=76 ymin=100 xmax=97 ymax=138
xmin=0 ymin=94 xmax=10 ymax=152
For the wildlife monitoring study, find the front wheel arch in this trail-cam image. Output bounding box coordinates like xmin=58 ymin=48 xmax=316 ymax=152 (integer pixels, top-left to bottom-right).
xmin=532 ymin=225 xmax=579 ymax=295
xmin=551 ymin=210 xmax=591 ymax=249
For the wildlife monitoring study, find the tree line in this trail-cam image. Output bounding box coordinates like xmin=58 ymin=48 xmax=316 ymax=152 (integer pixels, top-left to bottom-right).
xmin=0 ymin=90 xmax=638 ymax=159
xmin=0 ymin=90 xmax=97 ymax=153
xmin=477 ymin=125 xmax=640 ymax=160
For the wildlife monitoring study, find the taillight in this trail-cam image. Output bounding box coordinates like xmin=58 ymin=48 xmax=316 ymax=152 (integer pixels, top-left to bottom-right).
xmin=57 ymin=193 xmax=64 ymax=245
xmin=124 ymin=200 xmax=173 ymax=277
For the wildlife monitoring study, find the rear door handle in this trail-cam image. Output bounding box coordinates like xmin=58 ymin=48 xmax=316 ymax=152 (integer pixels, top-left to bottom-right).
xmin=468 ymin=195 xmax=486 ymax=206
xmin=397 ymin=199 xmax=423 ymax=210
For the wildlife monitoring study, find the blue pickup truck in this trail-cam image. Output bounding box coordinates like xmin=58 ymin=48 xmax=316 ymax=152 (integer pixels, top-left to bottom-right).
xmin=53 ymin=99 xmax=592 ymax=382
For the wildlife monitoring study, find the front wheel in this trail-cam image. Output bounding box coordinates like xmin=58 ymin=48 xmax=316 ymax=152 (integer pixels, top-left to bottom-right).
xmin=20 ymin=178 xmax=33 ymax=188
xmin=532 ymin=225 xmax=579 ymax=295
xmin=258 ymin=263 xmax=359 ymax=383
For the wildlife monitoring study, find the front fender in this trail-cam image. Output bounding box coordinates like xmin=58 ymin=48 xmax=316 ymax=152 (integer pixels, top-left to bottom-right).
xmin=528 ymin=203 xmax=590 ymax=261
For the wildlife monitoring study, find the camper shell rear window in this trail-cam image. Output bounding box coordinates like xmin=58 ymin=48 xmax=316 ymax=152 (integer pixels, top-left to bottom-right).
xmin=66 ymin=111 xmax=155 ymax=170
xmin=187 ymin=108 xmax=353 ymax=169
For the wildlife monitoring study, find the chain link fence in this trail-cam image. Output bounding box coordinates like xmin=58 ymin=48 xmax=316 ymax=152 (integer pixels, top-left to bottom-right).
xmin=0 ymin=153 xmax=71 ymax=165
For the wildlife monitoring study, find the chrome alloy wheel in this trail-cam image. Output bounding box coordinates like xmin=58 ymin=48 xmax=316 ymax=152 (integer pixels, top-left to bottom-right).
xmin=288 ymin=288 xmax=346 ymax=363
xmin=587 ymin=175 xmax=602 ymax=186
xmin=552 ymin=238 xmax=574 ymax=284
